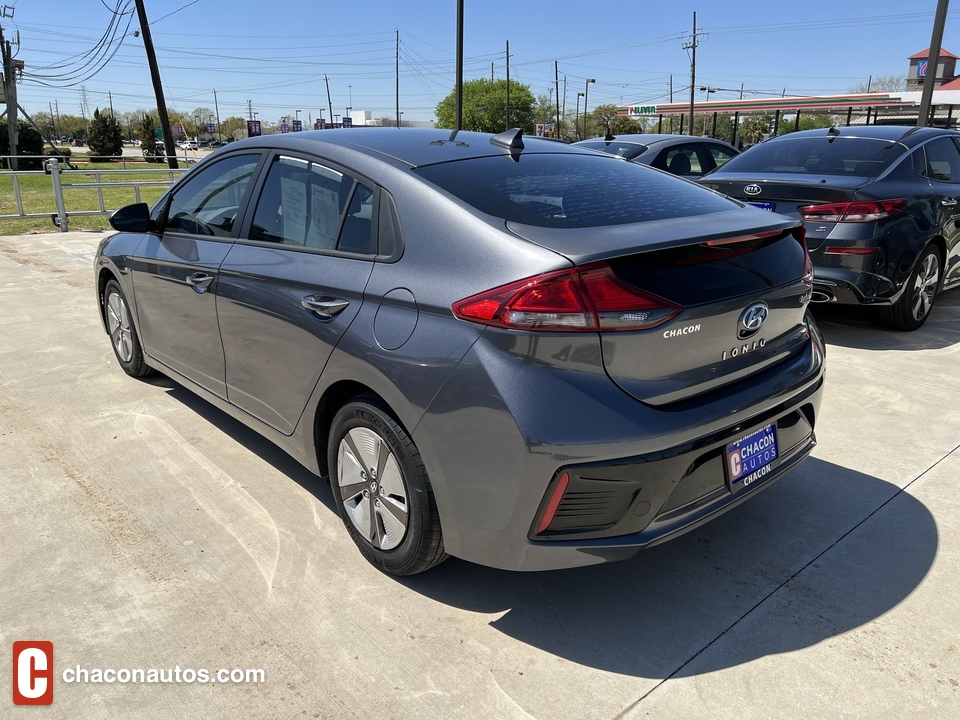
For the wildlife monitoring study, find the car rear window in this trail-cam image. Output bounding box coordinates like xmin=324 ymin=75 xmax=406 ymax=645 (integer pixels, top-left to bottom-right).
xmin=413 ymin=153 xmax=738 ymax=228
xmin=577 ymin=140 xmax=647 ymax=161
xmin=720 ymin=136 xmax=906 ymax=176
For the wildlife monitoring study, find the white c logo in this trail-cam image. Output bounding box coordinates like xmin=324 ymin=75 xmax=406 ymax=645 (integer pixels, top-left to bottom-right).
xmin=17 ymin=648 xmax=48 ymax=699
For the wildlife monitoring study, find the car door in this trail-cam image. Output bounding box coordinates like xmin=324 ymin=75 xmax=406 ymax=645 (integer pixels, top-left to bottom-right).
xmin=920 ymin=136 xmax=960 ymax=289
xmin=216 ymin=153 xmax=377 ymax=434
xmin=131 ymin=153 xmax=262 ymax=397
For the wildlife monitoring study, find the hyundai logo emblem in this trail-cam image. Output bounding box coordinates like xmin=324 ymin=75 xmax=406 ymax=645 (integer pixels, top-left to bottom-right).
xmin=738 ymin=302 xmax=768 ymax=339
xmin=744 ymin=184 xmax=762 ymax=196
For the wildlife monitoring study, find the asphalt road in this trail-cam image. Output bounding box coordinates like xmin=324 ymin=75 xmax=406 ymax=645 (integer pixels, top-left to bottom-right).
xmin=1 ymin=230 xmax=958 ymax=719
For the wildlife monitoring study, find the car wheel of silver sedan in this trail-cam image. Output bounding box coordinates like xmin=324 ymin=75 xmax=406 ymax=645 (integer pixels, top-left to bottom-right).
xmin=103 ymin=279 xmax=153 ymax=377
xmin=329 ymin=395 xmax=447 ymax=576
xmin=881 ymin=245 xmax=941 ymax=331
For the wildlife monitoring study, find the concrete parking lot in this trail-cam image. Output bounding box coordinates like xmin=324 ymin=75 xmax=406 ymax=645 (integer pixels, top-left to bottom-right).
xmin=1 ymin=230 xmax=958 ymax=719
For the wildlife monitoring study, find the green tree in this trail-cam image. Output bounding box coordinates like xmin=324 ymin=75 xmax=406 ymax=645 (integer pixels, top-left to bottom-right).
xmin=139 ymin=114 xmax=165 ymax=163
xmin=0 ymin=120 xmax=45 ymax=169
xmin=777 ymin=113 xmax=839 ymax=136
xmin=87 ymin=108 xmax=124 ymax=159
xmin=589 ymin=104 xmax=643 ymax=137
xmin=435 ymin=78 xmax=536 ymax=133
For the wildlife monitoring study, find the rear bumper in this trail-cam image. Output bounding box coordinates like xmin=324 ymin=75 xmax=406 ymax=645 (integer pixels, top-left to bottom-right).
xmin=414 ymin=316 xmax=826 ymax=571
xmin=810 ymin=264 xmax=899 ymax=306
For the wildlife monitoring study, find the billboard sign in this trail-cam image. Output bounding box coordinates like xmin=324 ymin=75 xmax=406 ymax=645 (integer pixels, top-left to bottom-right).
xmin=247 ymin=120 xmax=262 ymax=137
xmin=292 ymin=120 xmax=302 ymax=132
xmin=918 ymin=60 xmax=928 ymax=78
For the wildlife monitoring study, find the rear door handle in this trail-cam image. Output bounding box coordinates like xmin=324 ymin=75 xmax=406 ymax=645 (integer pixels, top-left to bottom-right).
xmin=301 ymin=295 xmax=350 ymax=318
xmin=942 ymin=197 xmax=958 ymax=207
xmin=186 ymin=272 xmax=215 ymax=291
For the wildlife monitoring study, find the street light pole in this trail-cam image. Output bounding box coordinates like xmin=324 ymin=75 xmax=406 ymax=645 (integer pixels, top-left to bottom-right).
xmin=575 ymin=92 xmax=584 ymax=141
xmin=583 ymin=79 xmax=595 ymax=139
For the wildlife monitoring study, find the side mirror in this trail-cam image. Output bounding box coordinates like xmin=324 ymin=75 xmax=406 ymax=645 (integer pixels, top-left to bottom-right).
xmin=109 ymin=203 xmax=150 ymax=233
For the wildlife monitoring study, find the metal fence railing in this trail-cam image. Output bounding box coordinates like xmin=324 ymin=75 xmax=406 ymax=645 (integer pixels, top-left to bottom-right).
xmin=1 ymin=156 xmax=190 ymax=232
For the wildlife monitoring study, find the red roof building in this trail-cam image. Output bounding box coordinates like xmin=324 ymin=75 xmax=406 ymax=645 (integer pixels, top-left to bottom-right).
xmin=907 ymin=48 xmax=957 ymax=91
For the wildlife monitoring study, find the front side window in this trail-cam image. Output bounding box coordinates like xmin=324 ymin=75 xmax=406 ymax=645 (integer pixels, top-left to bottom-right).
xmin=249 ymin=156 xmax=374 ymax=251
xmin=164 ymin=154 xmax=260 ymax=237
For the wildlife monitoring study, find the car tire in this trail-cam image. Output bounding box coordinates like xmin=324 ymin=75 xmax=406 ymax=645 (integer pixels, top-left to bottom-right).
xmin=880 ymin=245 xmax=941 ymax=331
xmin=103 ymin=279 xmax=153 ymax=377
xmin=328 ymin=395 xmax=447 ymax=576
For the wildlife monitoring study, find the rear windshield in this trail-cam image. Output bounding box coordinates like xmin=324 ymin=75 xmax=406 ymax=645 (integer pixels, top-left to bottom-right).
xmin=721 ymin=136 xmax=906 ymax=177
xmin=414 ymin=153 xmax=738 ymax=228
xmin=577 ymin=140 xmax=647 ymax=161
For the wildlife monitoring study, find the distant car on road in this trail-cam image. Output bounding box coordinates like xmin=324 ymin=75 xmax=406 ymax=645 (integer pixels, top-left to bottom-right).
xmin=178 ymin=140 xmax=199 ymax=151
xmin=96 ymin=127 xmax=824 ymax=575
xmin=575 ymin=134 xmax=739 ymax=177
xmin=699 ymin=125 xmax=960 ymax=330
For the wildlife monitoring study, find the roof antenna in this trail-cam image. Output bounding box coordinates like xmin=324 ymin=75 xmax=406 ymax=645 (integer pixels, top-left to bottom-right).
xmin=491 ymin=128 xmax=524 ymax=152
xmin=827 ymin=126 xmax=840 ymax=142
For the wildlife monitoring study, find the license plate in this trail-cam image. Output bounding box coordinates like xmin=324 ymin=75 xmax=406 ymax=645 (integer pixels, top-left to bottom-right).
xmin=747 ymin=201 xmax=776 ymax=212
xmin=726 ymin=424 xmax=778 ymax=488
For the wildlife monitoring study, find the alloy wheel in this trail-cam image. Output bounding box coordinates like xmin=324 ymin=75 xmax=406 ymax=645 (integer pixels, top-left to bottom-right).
xmin=337 ymin=427 xmax=409 ymax=551
xmin=911 ymin=252 xmax=940 ymax=322
xmin=106 ymin=291 xmax=134 ymax=363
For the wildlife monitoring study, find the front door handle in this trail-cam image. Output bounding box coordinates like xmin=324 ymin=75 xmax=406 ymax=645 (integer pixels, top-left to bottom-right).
xmin=301 ymin=295 xmax=350 ymax=318
xmin=186 ymin=272 xmax=215 ymax=292
xmin=942 ymin=197 xmax=958 ymax=207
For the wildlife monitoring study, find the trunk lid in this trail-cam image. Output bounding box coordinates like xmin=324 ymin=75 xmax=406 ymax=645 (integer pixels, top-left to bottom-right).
xmin=699 ymin=173 xmax=867 ymax=250
xmin=508 ymin=217 xmax=812 ymax=406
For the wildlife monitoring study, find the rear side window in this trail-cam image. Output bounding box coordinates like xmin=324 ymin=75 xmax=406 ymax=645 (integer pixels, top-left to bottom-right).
xmin=704 ymin=143 xmax=737 ymax=170
xmin=249 ymin=155 xmax=375 ymax=252
xmin=720 ymin=136 xmax=905 ymax=176
xmin=414 ymin=153 xmax=737 ymax=228
xmin=919 ymin=137 xmax=960 ymax=182
xmin=577 ymin=140 xmax=647 ymax=161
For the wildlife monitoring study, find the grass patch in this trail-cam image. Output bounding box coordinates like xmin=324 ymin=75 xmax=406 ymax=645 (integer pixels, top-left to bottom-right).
xmin=0 ymin=162 xmax=186 ymax=235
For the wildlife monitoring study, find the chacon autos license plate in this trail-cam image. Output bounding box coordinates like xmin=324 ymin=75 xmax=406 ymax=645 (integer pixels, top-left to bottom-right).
xmin=746 ymin=201 xmax=776 ymax=211
xmin=726 ymin=424 xmax=778 ymax=489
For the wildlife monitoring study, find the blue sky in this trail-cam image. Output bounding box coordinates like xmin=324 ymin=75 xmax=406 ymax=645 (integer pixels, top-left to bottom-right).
xmin=2 ymin=1 xmax=956 ymax=124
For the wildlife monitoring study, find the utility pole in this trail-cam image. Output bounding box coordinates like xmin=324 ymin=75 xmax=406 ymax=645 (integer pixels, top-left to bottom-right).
xmin=681 ymin=11 xmax=705 ymax=136
xmin=917 ymin=0 xmax=950 ymax=127
xmin=505 ymin=40 xmax=510 ymax=130
xmin=455 ymin=1 xmax=463 ymax=131
xmin=108 ymin=91 xmax=114 ymax=116
xmin=1 ymin=21 xmax=19 ymax=170
xmin=325 ymin=75 xmax=333 ymax=128
xmin=395 ymin=30 xmax=400 ymax=128
xmin=213 ymin=88 xmax=222 ymax=143
xmin=247 ymin=99 xmax=253 ymax=121
xmin=555 ymin=61 xmax=561 ymax=135
xmin=134 ymin=0 xmax=177 ymax=169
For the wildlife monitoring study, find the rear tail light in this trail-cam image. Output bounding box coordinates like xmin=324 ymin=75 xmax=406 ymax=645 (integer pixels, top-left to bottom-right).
xmin=453 ymin=262 xmax=680 ymax=332
xmin=797 ymin=199 xmax=906 ymax=223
